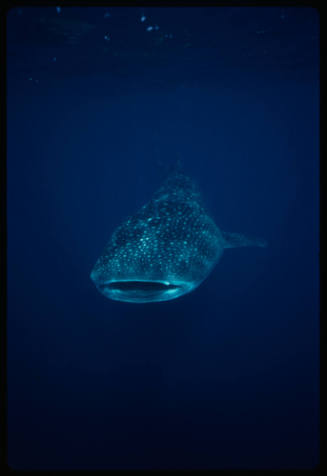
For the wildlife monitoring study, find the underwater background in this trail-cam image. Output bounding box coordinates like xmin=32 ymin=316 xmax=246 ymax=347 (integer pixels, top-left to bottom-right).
xmin=6 ymin=6 xmax=319 ymax=470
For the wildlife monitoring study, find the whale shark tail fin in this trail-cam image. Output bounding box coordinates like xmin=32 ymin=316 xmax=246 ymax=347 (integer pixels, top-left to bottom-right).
xmin=222 ymin=231 xmax=268 ymax=249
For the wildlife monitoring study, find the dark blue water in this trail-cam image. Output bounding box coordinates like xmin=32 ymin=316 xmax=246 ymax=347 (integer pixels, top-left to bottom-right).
xmin=6 ymin=6 xmax=320 ymax=470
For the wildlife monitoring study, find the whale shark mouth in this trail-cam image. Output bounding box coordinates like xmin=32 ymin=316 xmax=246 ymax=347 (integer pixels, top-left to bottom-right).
xmin=104 ymin=281 xmax=180 ymax=292
xmin=96 ymin=280 xmax=188 ymax=303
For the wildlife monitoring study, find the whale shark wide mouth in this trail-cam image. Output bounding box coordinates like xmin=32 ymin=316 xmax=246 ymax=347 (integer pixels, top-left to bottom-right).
xmin=104 ymin=281 xmax=180 ymax=292
xmin=96 ymin=280 xmax=187 ymax=303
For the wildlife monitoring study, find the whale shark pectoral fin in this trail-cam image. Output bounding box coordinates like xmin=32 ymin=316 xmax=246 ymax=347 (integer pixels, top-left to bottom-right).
xmin=222 ymin=231 xmax=268 ymax=249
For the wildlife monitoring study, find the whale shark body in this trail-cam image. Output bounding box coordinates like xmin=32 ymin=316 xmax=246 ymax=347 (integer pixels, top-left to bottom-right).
xmin=90 ymin=172 xmax=266 ymax=303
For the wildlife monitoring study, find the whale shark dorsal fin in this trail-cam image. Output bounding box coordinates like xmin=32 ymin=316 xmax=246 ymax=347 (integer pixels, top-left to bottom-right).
xmin=222 ymin=231 xmax=267 ymax=249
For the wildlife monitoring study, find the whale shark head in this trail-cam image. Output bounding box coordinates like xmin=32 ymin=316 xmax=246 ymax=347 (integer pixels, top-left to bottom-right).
xmin=90 ymin=172 xmax=267 ymax=303
xmin=90 ymin=173 xmax=224 ymax=303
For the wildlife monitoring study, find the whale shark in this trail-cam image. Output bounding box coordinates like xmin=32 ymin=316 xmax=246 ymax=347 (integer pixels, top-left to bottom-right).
xmin=90 ymin=172 xmax=267 ymax=303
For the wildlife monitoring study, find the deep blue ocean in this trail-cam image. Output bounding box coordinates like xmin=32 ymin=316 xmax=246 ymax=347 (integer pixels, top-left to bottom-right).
xmin=6 ymin=6 xmax=320 ymax=470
